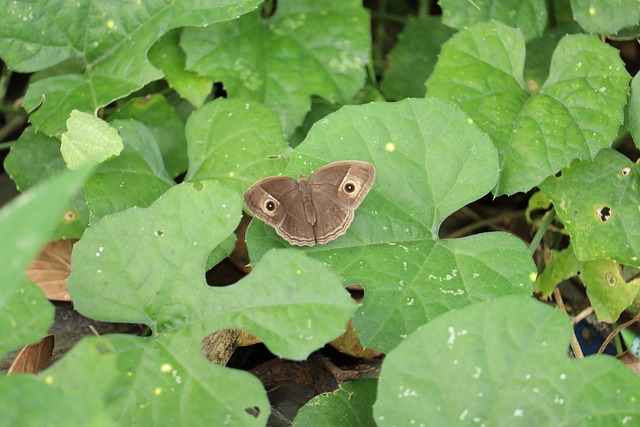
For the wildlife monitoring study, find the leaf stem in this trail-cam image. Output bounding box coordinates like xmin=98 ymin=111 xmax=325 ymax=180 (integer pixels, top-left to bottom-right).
xmin=529 ymin=208 xmax=555 ymax=257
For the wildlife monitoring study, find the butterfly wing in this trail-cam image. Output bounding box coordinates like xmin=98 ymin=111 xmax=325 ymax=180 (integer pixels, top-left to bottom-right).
xmin=243 ymin=176 xmax=316 ymax=246
xmin=308 ymin=161 xmax=376 ymax=244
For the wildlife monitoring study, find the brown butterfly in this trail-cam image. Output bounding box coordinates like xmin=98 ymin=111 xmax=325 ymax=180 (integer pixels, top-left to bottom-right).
xmin=243 ymin=160 xmax=376 ymax=246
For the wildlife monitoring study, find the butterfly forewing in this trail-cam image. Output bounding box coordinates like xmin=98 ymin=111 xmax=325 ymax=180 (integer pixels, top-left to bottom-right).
xmin=243 ymin=176 xmax=316 ymax=246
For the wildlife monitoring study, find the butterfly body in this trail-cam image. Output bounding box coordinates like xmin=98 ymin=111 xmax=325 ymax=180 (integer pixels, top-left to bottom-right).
xmin=243 ymin=160 xmax=376 ymax=246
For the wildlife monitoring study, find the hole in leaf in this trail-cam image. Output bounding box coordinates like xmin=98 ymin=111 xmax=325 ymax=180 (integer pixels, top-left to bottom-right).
xmin=621 ymin=166 xmax=631 ymax=177
xmin=346 ymin=283 xmax=364 ymax=303
xmin=155 ymin=230 xmax=164 ymax=236
xmin=596 ymin=206 xmax=612 ymax=222
xmin=554 ymin=170 xmax=563 ymax=178
xmin=212 ymin=81 xmax=227 ymax=99
xmin=245 ymin=406 xmax=260 ymax=418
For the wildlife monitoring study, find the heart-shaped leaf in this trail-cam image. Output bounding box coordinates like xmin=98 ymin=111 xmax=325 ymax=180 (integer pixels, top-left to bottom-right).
xmin=181 ymin=0 xmax=370 ymax=136
xmin=427 ymin=21 xmax=630 ymax=195
xmin=246 ymin=98 xmax=536 ymax=352
xmin=540 ymin=148 xmax=640 ymax=268
xmin=185 ymin=98 xmax=289 ymax=192
xmin=374 ymin=295 xmax=640 ymax=426
xmin=440 ymin=0 xmax=548 ymax=41
xmin=570 ymin=0 xmax=640 ymax=34
xmin=380 ymin=16 xmax=455 ymax=100
xmin=0 ymin=0 xmax=262 ymax=135
xmin=67 ymin=180 xmax=356 ymax=423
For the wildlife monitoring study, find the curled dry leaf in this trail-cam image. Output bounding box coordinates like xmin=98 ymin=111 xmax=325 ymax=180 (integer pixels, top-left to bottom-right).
xmin=7 ymin=334 xmax=55 ymax=374
xmin=26 ymin=239 xmax=77 ymax=301
xmin=330 ymin=319 xmax=383 ymax=359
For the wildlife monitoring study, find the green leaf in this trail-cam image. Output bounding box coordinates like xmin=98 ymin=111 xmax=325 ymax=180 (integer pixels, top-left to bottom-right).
xmin=535 ymin=245 xmax=640 ymax=322
xmin=0 ymin=166 xmax=91 ymax=356
xmin=4 ymin=127 xmax=89 ymax=238
xmin=185 ymin=98 xmax=289 ymax=193
xmin=60 ymin=110 xmax=124 ymax=170
xmin=0 ymin=376 xmax=115 ymax=427
xmin=540 ymin=148 xmax=640 ymax=268
xmin=581 ymin=259 xmax=640 ymax=323
xmin=427 ymin=21 xmax=630 ymax=195
xmin=374 ymin=295 xmax=640 ymax=426
xmin=0 ymin=0 xmax=263 ymax=135
xmin=534 ymin=246 xmax=581 ymax=297
xmin=523 ymin=23 xmax=583 ymax=87
xmin=380 ymin=16 xmax=455 ymax=100
xmin=246 ymin=98 xmax=536 ymax=352
xmin=84 ymin=120 xmax=174 ymax=224
xmin=0 ymin=337 xmax=118 ymax=426
xmin=181 ymin=0 xmax=370 ymax=136
xmin=67 ymin=181 xmax=356 ymax=422
xmin=109 ymin=93 xmax=189 ymax=178
xmin=102 ymin=333 xmax=269 ymax=426
xmin=629 ymin=73 xmax=640 ymax=150
xmin=293 ymin=379 xmax=378 ymax=426
xmin=571 ymin=0 xmax=640 ymax=34
xmin=440 ymin=0 xmax=548 ymax=41
xmin=0 ymin=280 xmax=53 ymax=356
xmin=148 ymin=29 xmax=213 ymax=109
xmin=524 ymin=190 xmax=551 ymax=224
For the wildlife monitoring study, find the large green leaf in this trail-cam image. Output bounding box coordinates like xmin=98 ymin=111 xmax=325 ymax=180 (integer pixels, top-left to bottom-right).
xmin=440 ymin=0 xmax=547 ymax=41
xmin=629 ymin=73 xmax=640 ymax=150
xmin=185 ymin=98 xmax=289 ymax=193
xmin=246 ymin=98 xmax=536 ymax=352
xmin=540 ymin=148 xmax=640 ymax=268
xmin=374 ymin=295 xmax=640 ymax=426
xmin=84 ymin=119 xmax=174 ymax=224
xmin=67 ymin=181 xmax=356 ymax=423
xmin=181 ymin=0 xmax=370 ymax=136
xmin=109 ymin=93 xmax=189 ymax=178
xmin=380 ymin=16 xmax=455 ymax=100
xmin=0 ymin=337 xmax=118 ymax=426
xmin=571 ymin=0 xmax=640 ymax=34
xmin=0 ymin=280 xmax=53 ymax=357
xmin=4 ymin=128 xmax=89 ymax=239
xmin=0 ymin=0 xmax=263 ymax=135
xmin=0 ymin=166 xmax=92 ymax=356
xmin=427 ymin=21 xmax=630 ymax=195
xmin=293 ymin=379 xmax=378 ymax=426
xmin=148 ymin=29 xmax=213 ymax=110
xmin=581 ymin=259 xmax=640 ymax=322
